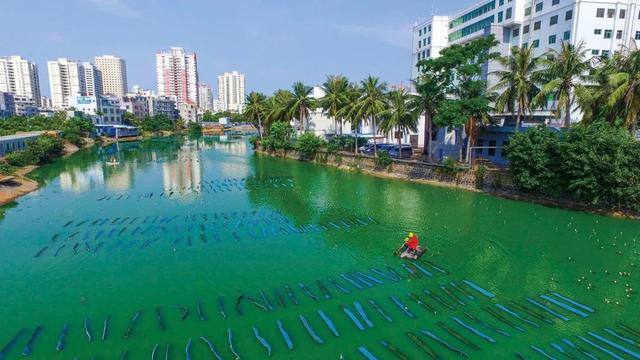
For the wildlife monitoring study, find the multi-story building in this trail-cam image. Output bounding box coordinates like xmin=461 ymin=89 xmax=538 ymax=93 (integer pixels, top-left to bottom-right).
xmin=47 ymin=58 xmax=102 ymax=109
xmin=155 ymin=47 xmax=199 ymax=105
xmin=0 ymin=56 xmax=42 ymax=107
xmin=127 ymin=86 xmax=179 ymax=121
xmin=0 ymin=92 xmax=15 ymax=118
xmin=217 ymin=71 xmax=245 ymax=112
xmin=40 ymin=96 xmax=53 ymax=109
xmin=197 ymin=83 xmax=213 ymax=111
xmin=68 ymin=95 xmax=122 ymax=125
xmin=121 ymin=94 xmax=149 ymax=120
xmin=412 ymin=0 xmax=640 ymax=124
xmin=178 ymin=101 xmax=197 ymax=123
xmin=95 ymin=55 xmax=128 ymax=97
xmin=12 ymin=95 xmax=38 ymax=117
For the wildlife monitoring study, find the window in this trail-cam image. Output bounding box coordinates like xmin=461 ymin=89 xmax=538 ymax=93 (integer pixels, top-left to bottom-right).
xmin=565 ymin=10 xmax=573 ymax=20
xmin=552 ymin=0 xmax=559 ymax=4
xmin=602 ymin=50 xmax=610 ymax=57
xmin=616 ymin=30 xmax=622 ymax=39
xmin=534 ymin=21 xmax=541 ymax=30
xmin=619 ymin=9 xmax=625 ymax=18
xmin=512 ymin=28 xmax=520 ymax=37
xmin=563 ymin=31 xmax=571 ymax=40
xmin=428 ymin=36 xmax=431 ymax=44
xmin=419 ymin=29 xmax=422 ymax=36
xmin=536 ymin=2 xmax=543 ymax=12
xmin=550 ymin=15 xmax=558 ymax=25
xmin=525 ymin=7 xmax=531 ymax=16
xmin=596 ymin=8 xmax=605 ymax=17
xmin=506 ymin=7 xmax=512 ymax=19
xmin=427 ymin=49 xmax=431 ymax=57
xmin=428 ymin=25 xmax=431 ymax=32
xmin=499 ymin=0 xmax=504 ymax=5
xmin=498 ymin=11 xmax=503 ymax=22
xmin=476 ymin=139 xmax=484 ymax=155
xmin=604 ymin=29 xmax=612 ymax=39
xmin=591 ymin=49 xmax=600 ymax=55
xmin=548 ymin=34 xmax=556 ymax=44
xmin=607 ymin=9 xmax=615 ymax=18
xmin=594 ymin=29 xmax=602 ymax=35
xmin=523 ymin=25 xmax=530 ymax=34
xmin=523 ymin=42 xmax=528 ymax=48
xmin=488 ymin=140 xmax=497 ymax=156
xmin=636 ymin=31 xmax=640 ymax=40
xmin=533 ymin=39 xmax=540 ymax=47
xmin=638 ymin=10 xmax=640 ymax=19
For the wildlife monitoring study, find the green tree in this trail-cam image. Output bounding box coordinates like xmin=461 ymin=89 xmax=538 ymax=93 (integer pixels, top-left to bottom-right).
xmin=491 ymin=45 xmax=544 ymax=131
xmin=295 ymin=133 xmax=326 ymax=159
xmin=534 ymin=41 xmax=592 ymax=128
xmin=337 ymin=83 xmax=363 ymax=152
xmin=379 ymin=89 xmax=419 ymax=153
xmin=243 ymin=91 xmax=267 ymax=137
xmin=411 ymin=72 xmax=448 ymax=161
xmin=288 ymin=82 xmax=315 ymax=133
xmin=431 ymin=35 xmax=499 ymax=161
xmin=607 ymin=49 xmax=640 ymax=132
xmin=262 ymin=122 xmax=295 ymax=151
xmin=319 ymin=75 xmax=349 ymax=135
xmin=352 ymin=76 xmax=388 ymax=157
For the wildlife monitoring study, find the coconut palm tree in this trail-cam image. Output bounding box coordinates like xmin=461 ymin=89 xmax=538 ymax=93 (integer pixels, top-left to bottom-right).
xmin=337 ymin=83 xmax=363 ymax=152
xmin=410 ymin=76 xmax=447 ymax=162
xmin=268 ymin=90 xmax=294 ymax=123
xmin=534 ymin=41 xmax=592 ymax=128
xmin=319 ymin=75 xmax=349 ymax=135
xmin=243 ymin=91 xmax=267 ymax=138
xmin=491 ymin=45 xmax=544 ymax=131
xmin=353 ymin=76 xmax=388 ymax=156
xmin=287 ymin=82 xmax=315 ymax=133
xmin=607 ymin=49 xmax=640 ymax=133
xmin=379 ymin=89 xmax=419 ymax=153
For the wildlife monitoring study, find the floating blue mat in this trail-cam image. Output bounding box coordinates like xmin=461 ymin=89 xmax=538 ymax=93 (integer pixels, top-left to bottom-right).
xmin=358 ymin=346 xmax=378 ymax=360
xmin=462 ymin=280 xmax=495 ymax=298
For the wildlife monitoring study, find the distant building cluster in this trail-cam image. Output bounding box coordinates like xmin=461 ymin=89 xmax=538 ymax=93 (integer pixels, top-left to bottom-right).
xmin=0 ymin=49 xmax=246 ymax=124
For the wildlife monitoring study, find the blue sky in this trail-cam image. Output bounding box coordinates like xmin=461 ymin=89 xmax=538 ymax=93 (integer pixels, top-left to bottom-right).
xmin=0 ymin=0 xmax=455 ymax=97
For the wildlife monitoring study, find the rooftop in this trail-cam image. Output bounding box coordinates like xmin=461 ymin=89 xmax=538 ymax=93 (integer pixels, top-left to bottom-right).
xmin=0 ymin=131 xmax=47 ymax=141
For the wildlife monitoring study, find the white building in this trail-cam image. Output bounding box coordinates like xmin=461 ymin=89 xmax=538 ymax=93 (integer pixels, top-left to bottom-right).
xmin=47 ymin=58 xmax=102 ymax=109
xmin=95 ymin=55 xmax=128 ymax=97
xmin=155 ymin=47 xmax=199 ymax=105
xmin=412 ymin=0 xmax=640 ymax=124
xmin=68 ymin=95 xmax=122 ymax=125
xmin=178 ymin=102 xmax=197 ymax=123
xmin=121 ymin=94 xmax=149 ymax=120
xmin=40 ymin=96 xmax=52 ymax=109
xmin=0 ymin=56 xmax=42 ymax=107
xmin=217 ymin=71 xmax=245 ymax=112
xmin=197 ymin=83 xmax=213 ymax=111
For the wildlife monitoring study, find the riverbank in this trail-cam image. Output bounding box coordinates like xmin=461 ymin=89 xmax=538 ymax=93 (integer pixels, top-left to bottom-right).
xmin=0 ymin=140 xmax=88 ymax=206
xmin=256 ymin=146 xmax=640 ymax=219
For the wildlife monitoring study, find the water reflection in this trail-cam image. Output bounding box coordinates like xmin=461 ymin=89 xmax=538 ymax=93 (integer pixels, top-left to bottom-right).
xmin=162 ymin=144 xmax=202 ymax=192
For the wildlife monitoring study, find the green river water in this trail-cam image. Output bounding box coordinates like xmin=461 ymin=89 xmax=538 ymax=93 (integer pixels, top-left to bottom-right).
xmin=0 ymin=136 xmax=638 ymax=360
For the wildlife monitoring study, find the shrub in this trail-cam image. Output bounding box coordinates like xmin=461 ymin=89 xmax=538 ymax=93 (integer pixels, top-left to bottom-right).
xmin=295 ymin=133 xmax=325 ymax=159
xmin=5 ymin=134 xmax=64 ymax=167
xmin=263 ymin=122 xmax=295 ymax=151
xmin=248 ymin=135 xmax=259 ymax=149
xmin=374 ymin=150 xmax=392 ymax=169
xmin=188 ymin=122 xmax=203 ymax=137
xmin=506 ymin=124 xmax=640 ymax=210
xmin=505 ymin=126 xmax=561 ymax=194
xmin=474 ymin=164 xmax=487 ymax=189
xmin=438 ymin=156 xmax=463 ymax=178
xmin=0 ymin=162 xmax=16 ymax=176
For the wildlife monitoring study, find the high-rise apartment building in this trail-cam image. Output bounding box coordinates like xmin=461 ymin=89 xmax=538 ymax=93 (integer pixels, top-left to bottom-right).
xmin=197 ymin=83 xmax=213 ymax=111
xmin=0 ymin=56 xmax=42 ymax=107
xmin=95 ymin=55 xmax=128 ymax=97
xmin=47 ymin=58 xmax=102 ymax=109
xmin=155 ymin=47 xmax=199 ymax=105
xmin=217 ymin=71 xmax=245 ymax=112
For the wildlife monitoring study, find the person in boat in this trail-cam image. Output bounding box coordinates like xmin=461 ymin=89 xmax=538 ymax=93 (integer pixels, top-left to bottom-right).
xmin=405 ymin=232 xmax=419 ymax=256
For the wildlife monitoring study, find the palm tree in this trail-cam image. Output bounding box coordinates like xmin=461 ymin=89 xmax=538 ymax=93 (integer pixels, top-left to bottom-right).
xmin=268 ymin=90 xmax=294 ymax=123
xmin=353 ymin=76 xmax=388 ymax=156
xmin=534 ymin=41 xmax=591 ymax=127
xmin=379 ymin=89 xmax=419 ymax=153
xmin=337 ymin=83 xmax=363 ymax=152
xmin=410 ymin=76 xmax=447 ymax=162
xmin=243 ymin=91 xmax=267 ymax=138
xmin=319 ymin=75 xmax=349 ymax=135
xmin=607 ymin=49 xmax=640 ymax=133
xmin=491 ymin=45 xmax=543 ymax=131
xmin=288 ymin=82 xmax=315 ymax=133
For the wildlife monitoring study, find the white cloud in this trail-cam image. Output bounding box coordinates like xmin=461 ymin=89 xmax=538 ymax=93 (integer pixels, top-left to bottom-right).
xmin=88 ymin=0 xmax=142 ymax=19
xmin=333 ymin=23 xmax=413 ymax=50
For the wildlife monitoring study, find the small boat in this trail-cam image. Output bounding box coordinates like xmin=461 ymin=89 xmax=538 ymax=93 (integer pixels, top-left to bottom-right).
xmin=106 ymin=157 xmax=119 ymax=165
xmin=399 ymin=246 xmax=427 ymax=260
